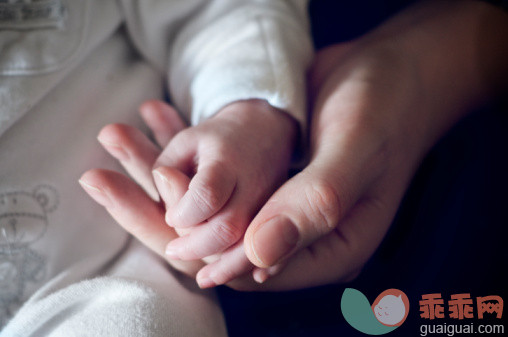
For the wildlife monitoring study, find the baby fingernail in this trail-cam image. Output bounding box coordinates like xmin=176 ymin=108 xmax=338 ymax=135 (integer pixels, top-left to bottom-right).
xmin=79 ymin=179 xmax=113 ymax=208
xmin=97 ymin=137 xmax=129 ymax=161
xmin=153 ymin=169 xmax=174 ymax=217
xmin=165 ymin=211 xmax=173 ymax=226
xmin=251 ymin=217 xmax=299 ymax=267
xmin=152 ymin=168 xmax=169 ymax=184
xmin=165 ymin=243 xmax=180 ymax=260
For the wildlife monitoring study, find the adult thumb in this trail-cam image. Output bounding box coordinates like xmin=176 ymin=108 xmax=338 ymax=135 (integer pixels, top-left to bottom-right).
xmin=244 ymin=168 xmax=353 ymax=269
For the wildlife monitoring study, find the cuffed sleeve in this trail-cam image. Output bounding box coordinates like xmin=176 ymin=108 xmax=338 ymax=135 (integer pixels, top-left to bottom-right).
xmin=168 ymin=0 xmax=313 ymax=134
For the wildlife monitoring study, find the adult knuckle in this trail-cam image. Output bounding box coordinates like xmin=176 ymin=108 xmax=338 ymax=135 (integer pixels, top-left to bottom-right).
xmin=304 ymin=178 xmax=342 ymax=231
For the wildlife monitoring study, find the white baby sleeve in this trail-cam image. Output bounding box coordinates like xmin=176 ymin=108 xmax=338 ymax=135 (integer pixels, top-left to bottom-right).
xmin=168 ymin=0 xmax=314 ymax=129
xmin=120 ymin=0 xmax=313 ymax=148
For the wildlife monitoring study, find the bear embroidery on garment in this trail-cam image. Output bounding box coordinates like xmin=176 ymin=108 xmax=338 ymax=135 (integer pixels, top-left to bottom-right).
xmin=0 ymin=185 xmax=58 ymax=326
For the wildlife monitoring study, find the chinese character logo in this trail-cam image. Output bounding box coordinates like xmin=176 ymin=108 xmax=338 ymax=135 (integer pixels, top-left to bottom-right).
xmin=419 ymin=293 xmax=503 ymax=320
xmin=341 ymin=288 xmax=410 ymax=335
xmin=419 ymin=293 xmax=446 ymax=320
xmin=477 ymin=296 xmax=503 ymax=319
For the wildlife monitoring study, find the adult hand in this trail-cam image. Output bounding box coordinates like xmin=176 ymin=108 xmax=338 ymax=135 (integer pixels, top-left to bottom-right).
xmin=80 ymin=0 xmax=507 ymax=291
xmin=80 ymin=101 xmax=207 ymax=278
xmin=203 ymin=0 xmax=507 ymax=290
xmin=202 ymin=42 xmax=427 ymax=289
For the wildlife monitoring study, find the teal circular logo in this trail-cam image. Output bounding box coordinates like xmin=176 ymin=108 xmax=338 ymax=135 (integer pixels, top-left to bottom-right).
xmin=341 ymin=288 xmax=410 ymax=335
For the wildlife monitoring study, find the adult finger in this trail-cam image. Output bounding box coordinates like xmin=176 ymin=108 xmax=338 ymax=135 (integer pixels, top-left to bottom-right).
xmin=232 ymin=195 xmax=395 ymax=291
xmin=97 ymin=124 xmax=160 ymax=200
xmin=243 ymin=166 xmax=343 ymax=268
xmin=243 ymin=86 xmax=390 ymax=268
xmin=194 ymin=242 xmax=253 ymax=289
xmin=251 ymin=263 xmax=287 ymax=285
xmin=243 ymin=149 xmax=375 ymax=269
xmin=139 ymin=100 xmax=187 ymax=148
xmin=79 ymin=169 xmax=204 ymax=277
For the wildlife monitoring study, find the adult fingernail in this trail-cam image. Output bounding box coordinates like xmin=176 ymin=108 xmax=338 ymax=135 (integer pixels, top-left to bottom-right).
xmin=251 ymin=217 xmax=299 ymax=267
xmin=196 ymin=274 xmax=216 ymax=289
xmin=253 ymin=269 xmax=269 ymax=284
xmin=79 ymin=179 xmax=113 ymax=208
xmin=97 ymin=137 xmax=129 ymax=161
xmin=253 ymin=263 xmax=283 ymax=284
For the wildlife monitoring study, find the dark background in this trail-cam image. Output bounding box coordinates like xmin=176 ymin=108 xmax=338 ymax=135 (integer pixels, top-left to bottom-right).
xmin=218 ymin=1 xmax=508 ymax=336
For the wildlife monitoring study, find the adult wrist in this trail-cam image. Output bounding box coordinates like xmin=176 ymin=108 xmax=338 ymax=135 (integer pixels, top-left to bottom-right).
xmin=393 ymin=1 xmax=507 ymax=145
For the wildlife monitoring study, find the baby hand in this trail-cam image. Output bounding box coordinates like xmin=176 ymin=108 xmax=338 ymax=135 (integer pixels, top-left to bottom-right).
xmin=152 ymin=99 xmax=298 ymax=261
